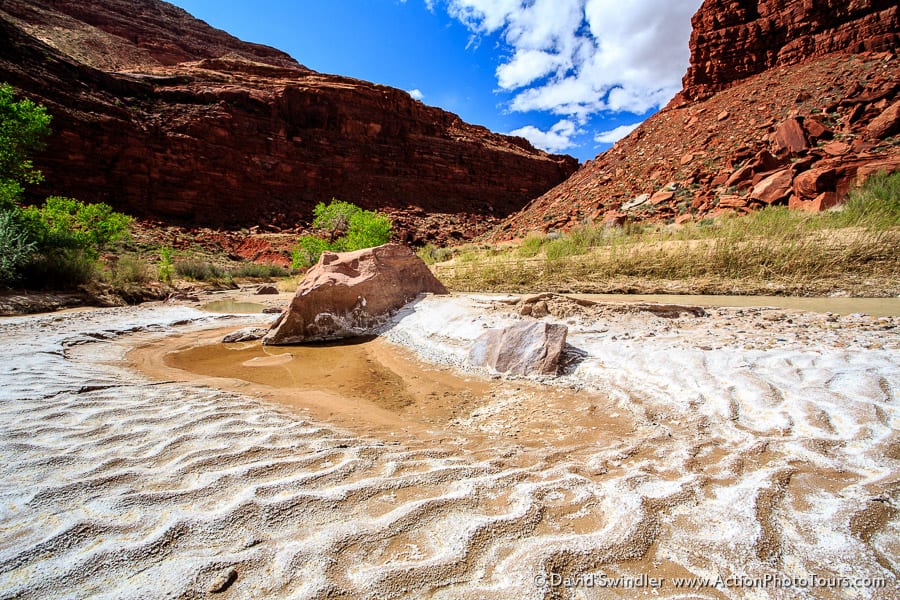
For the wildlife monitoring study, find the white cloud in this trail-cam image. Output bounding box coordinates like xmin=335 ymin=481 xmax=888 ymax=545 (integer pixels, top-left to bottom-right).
xmin=509 ymin=119 xmax=580 ymax=153
xmin=436 ymin=0 xmax=701 ymax=119
xmin=408 ymin=88 xmax=425 ymax=101
xmin=593 ymin=121 xmax=641 ymax=144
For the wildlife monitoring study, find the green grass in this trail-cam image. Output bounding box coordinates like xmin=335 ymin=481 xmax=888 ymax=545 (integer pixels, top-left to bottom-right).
xmin=430 ymin=171 xmax=900 ymax=296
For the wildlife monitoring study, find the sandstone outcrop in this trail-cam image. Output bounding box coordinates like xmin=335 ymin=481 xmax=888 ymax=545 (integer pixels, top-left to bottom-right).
xmin=492 ymin=1 xmax=899 ymax=240
xmin=263 ymin=244 xmax=447 ymax=345
xmin=0 ymin=0 xmax=577 ymax=245
xmin=681 ymin=0 xmax=898 ymax=101
xmin=468 ymin=321 xmax=568 ymax=376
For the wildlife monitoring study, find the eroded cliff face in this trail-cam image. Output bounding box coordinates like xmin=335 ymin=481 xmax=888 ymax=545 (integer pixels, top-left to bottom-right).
xmin=0 ymin=0 xmax=577 ymax=243
xmin=492 ymin=0 xmax=898 ymax=240
xmin=682 ymin=0 xmax=898 ymax=100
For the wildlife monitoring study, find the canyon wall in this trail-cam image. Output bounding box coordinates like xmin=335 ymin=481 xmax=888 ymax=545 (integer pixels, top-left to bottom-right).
xmin=0 ymin=0 xmax=577 ymax=243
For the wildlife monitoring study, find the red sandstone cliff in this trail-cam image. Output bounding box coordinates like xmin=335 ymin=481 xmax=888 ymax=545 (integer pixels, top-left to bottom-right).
xmin=493 ymin=0 xmax=899 ymax=240
xmin=0 ymin=0 xmax=577 ymax=244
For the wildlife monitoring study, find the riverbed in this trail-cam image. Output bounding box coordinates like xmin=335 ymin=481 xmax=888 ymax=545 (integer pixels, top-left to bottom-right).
xmin=0 ymin=294 xmax=897 ymax=599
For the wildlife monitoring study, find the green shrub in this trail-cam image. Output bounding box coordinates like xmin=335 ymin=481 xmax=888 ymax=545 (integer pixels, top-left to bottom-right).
xmin=20 ymin=196 xmax=131 ymax=257
xmin=0 ymin=209 xmax=35 ymax=284
xmin=341 ymin=209 xmax=392 ymax=251
xmin=20 ymin=248 xmax=96 ymax=287
xmin=517 ymin=232 xmax=544 ymax=257
xmin=229 ymin=262 xmax=289 ymax=278
xmin=106 ymin=255 xmax=151 ymax=286
xmin=175 ymin=259 xmax=225 ymax=281
xmin=158 ymin=246 xmax=174 ymax=282
xmin=291 ymin=235 xmax=331 ymax=269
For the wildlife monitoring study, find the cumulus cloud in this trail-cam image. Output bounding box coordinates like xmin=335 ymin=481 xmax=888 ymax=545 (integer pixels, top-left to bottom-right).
xmin=509 ymin=119 xmax=580 ymax=153
xmin=436 ymin=0 xmax=701 ymax=119
xmin=408 ymin=88 xmax=425 ymax=101
xmin=593 ymin=122 xmax=641 ymax=144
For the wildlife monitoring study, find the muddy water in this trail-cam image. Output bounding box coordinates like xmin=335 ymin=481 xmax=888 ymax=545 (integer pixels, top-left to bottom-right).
xmin=154 ymin=328 xmax=628 ymax=453
xmin=572 ymin=293 xmax=900 ymax=317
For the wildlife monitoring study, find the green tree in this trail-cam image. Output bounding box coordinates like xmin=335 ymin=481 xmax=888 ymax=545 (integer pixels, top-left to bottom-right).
xmin=0 ymin=83 xmax=51 ymax=210
xmin=292 ymin=199 xmax=393 ymax=268
xmin=312 ymin=199 xmax=361 ymax=243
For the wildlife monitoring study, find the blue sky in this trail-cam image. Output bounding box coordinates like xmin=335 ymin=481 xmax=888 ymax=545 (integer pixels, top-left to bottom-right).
xmin=167 ymin=0 xmax=702 ymax=163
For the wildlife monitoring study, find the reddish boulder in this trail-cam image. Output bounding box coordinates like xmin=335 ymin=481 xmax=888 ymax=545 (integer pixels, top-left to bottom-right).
xmin=750 ymin=169 xmax=793 ymax=205
xmin=468 ymin=322 xmax=568 ymax=376
xmin=650 ymin=190 xmax=676 ymax=205
xmin=866 ymin=100 xmax=900 ymax=139
xmin=263 ymin=244 xmax=447 ymax=344
xmin=794 ymin=167 xmax=837 ymax=199
xmin=790 ymin=192 xmax=840 ymax=213
xmin=803 ymin=118 xmax=832 ymax=141
xmin=773 ymin=118 xmax=809 ymax=155
xmin=822 ymin=141 xmax=851 ymax=156
xmin=717 ymin=195 xmax=749 ymax=209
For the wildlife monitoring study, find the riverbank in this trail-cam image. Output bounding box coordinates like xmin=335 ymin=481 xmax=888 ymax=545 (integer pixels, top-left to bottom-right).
xmin=1 ymin=294 xmax=897 ymax=598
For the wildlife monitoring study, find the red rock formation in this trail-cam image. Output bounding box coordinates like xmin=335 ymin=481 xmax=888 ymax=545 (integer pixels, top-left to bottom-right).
xmin=0 ymin=0 xmax=577 ymax=244
xmin=263 ymin=243 xmax=447 ymax=344
xmin=682 ymin=0 xmax=898 ymax=100
xmin=492 ymin=1 xmax=899 ymax=240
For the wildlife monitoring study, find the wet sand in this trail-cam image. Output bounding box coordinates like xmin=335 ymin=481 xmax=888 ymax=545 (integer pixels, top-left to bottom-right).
xmin=1 ymin=296 xmax=898 ymax=599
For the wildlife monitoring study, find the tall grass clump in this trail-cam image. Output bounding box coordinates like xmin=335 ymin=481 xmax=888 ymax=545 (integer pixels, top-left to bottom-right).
xmin=229 ymin=263 xmax=289 ymax=278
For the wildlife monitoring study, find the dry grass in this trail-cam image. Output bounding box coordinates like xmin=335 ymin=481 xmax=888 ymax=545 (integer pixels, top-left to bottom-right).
xmin=430 ymin=172 xmax=900 ymax=296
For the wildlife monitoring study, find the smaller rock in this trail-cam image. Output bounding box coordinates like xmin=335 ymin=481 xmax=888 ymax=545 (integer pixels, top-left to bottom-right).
xmin=531 ymin=301 xmax=550 ymax=318
xmin=866 ymin=99 xmax=900 ymax=139
xmin=256 ymin=284 xmax=279 ymax=295
xmin=802 ymin=118 xmax=832 ymax=141
xmin=793 ymin=167 xmax=836 ymax=199
xmin=750 ymin=168 xmax=792 ymax=204
xmin=716 ymin=110 xmax=729 ymax=121
xmin=469 ymin=322 xmax=568 ymax=376
xmin=223 ymin=327 xmax=269 ymax=343
xmin=680 ymin=152 xmax=694 ymax=165
xmin=207 ymin=567 xmax=237 ymax=593
xmin=262 ymin=306 xmax=283 ymax=314
xmin=773 ymin=117 xmax=808 ymax=154
xmin=822 ymin=141 xmax=850 ymax=156
xmin=717 ymin=195 xmax=748 ymax=209
xmin=649 ymin=190 xmax=675 ymax=205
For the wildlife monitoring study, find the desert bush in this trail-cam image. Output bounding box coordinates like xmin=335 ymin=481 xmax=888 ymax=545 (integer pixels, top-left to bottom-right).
xmin=106 ymin=255 xmax=152 ymax=286
xmin=20 ymin=248 xmax=96 ymax=287
xmin=175 ymin=259 xmax=226 ymax=281
xmin=229 ymin=262 xmax=289 ymax=278
xmin=0 ymin=209 xmax=35 ymax=284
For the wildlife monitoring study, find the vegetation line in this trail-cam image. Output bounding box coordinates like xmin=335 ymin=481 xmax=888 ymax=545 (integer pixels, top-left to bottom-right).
xmin=422 ymin=172 xmax=900 ymax=297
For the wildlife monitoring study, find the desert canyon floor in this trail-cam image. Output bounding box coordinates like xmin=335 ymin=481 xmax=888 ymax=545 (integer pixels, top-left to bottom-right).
xmin=0 ymin=293 xmax=898 ymax=599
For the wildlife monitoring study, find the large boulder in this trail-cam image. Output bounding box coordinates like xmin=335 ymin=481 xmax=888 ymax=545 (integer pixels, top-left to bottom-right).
xmin=468 ymin=321 xmax=568 ymax=376
xmin=263 ymin=243 xmax=447 ymax=344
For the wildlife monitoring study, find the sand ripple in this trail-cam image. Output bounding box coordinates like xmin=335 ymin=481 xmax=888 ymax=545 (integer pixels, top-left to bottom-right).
xmin=0 ymin=300 xmax=898 ymax=599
